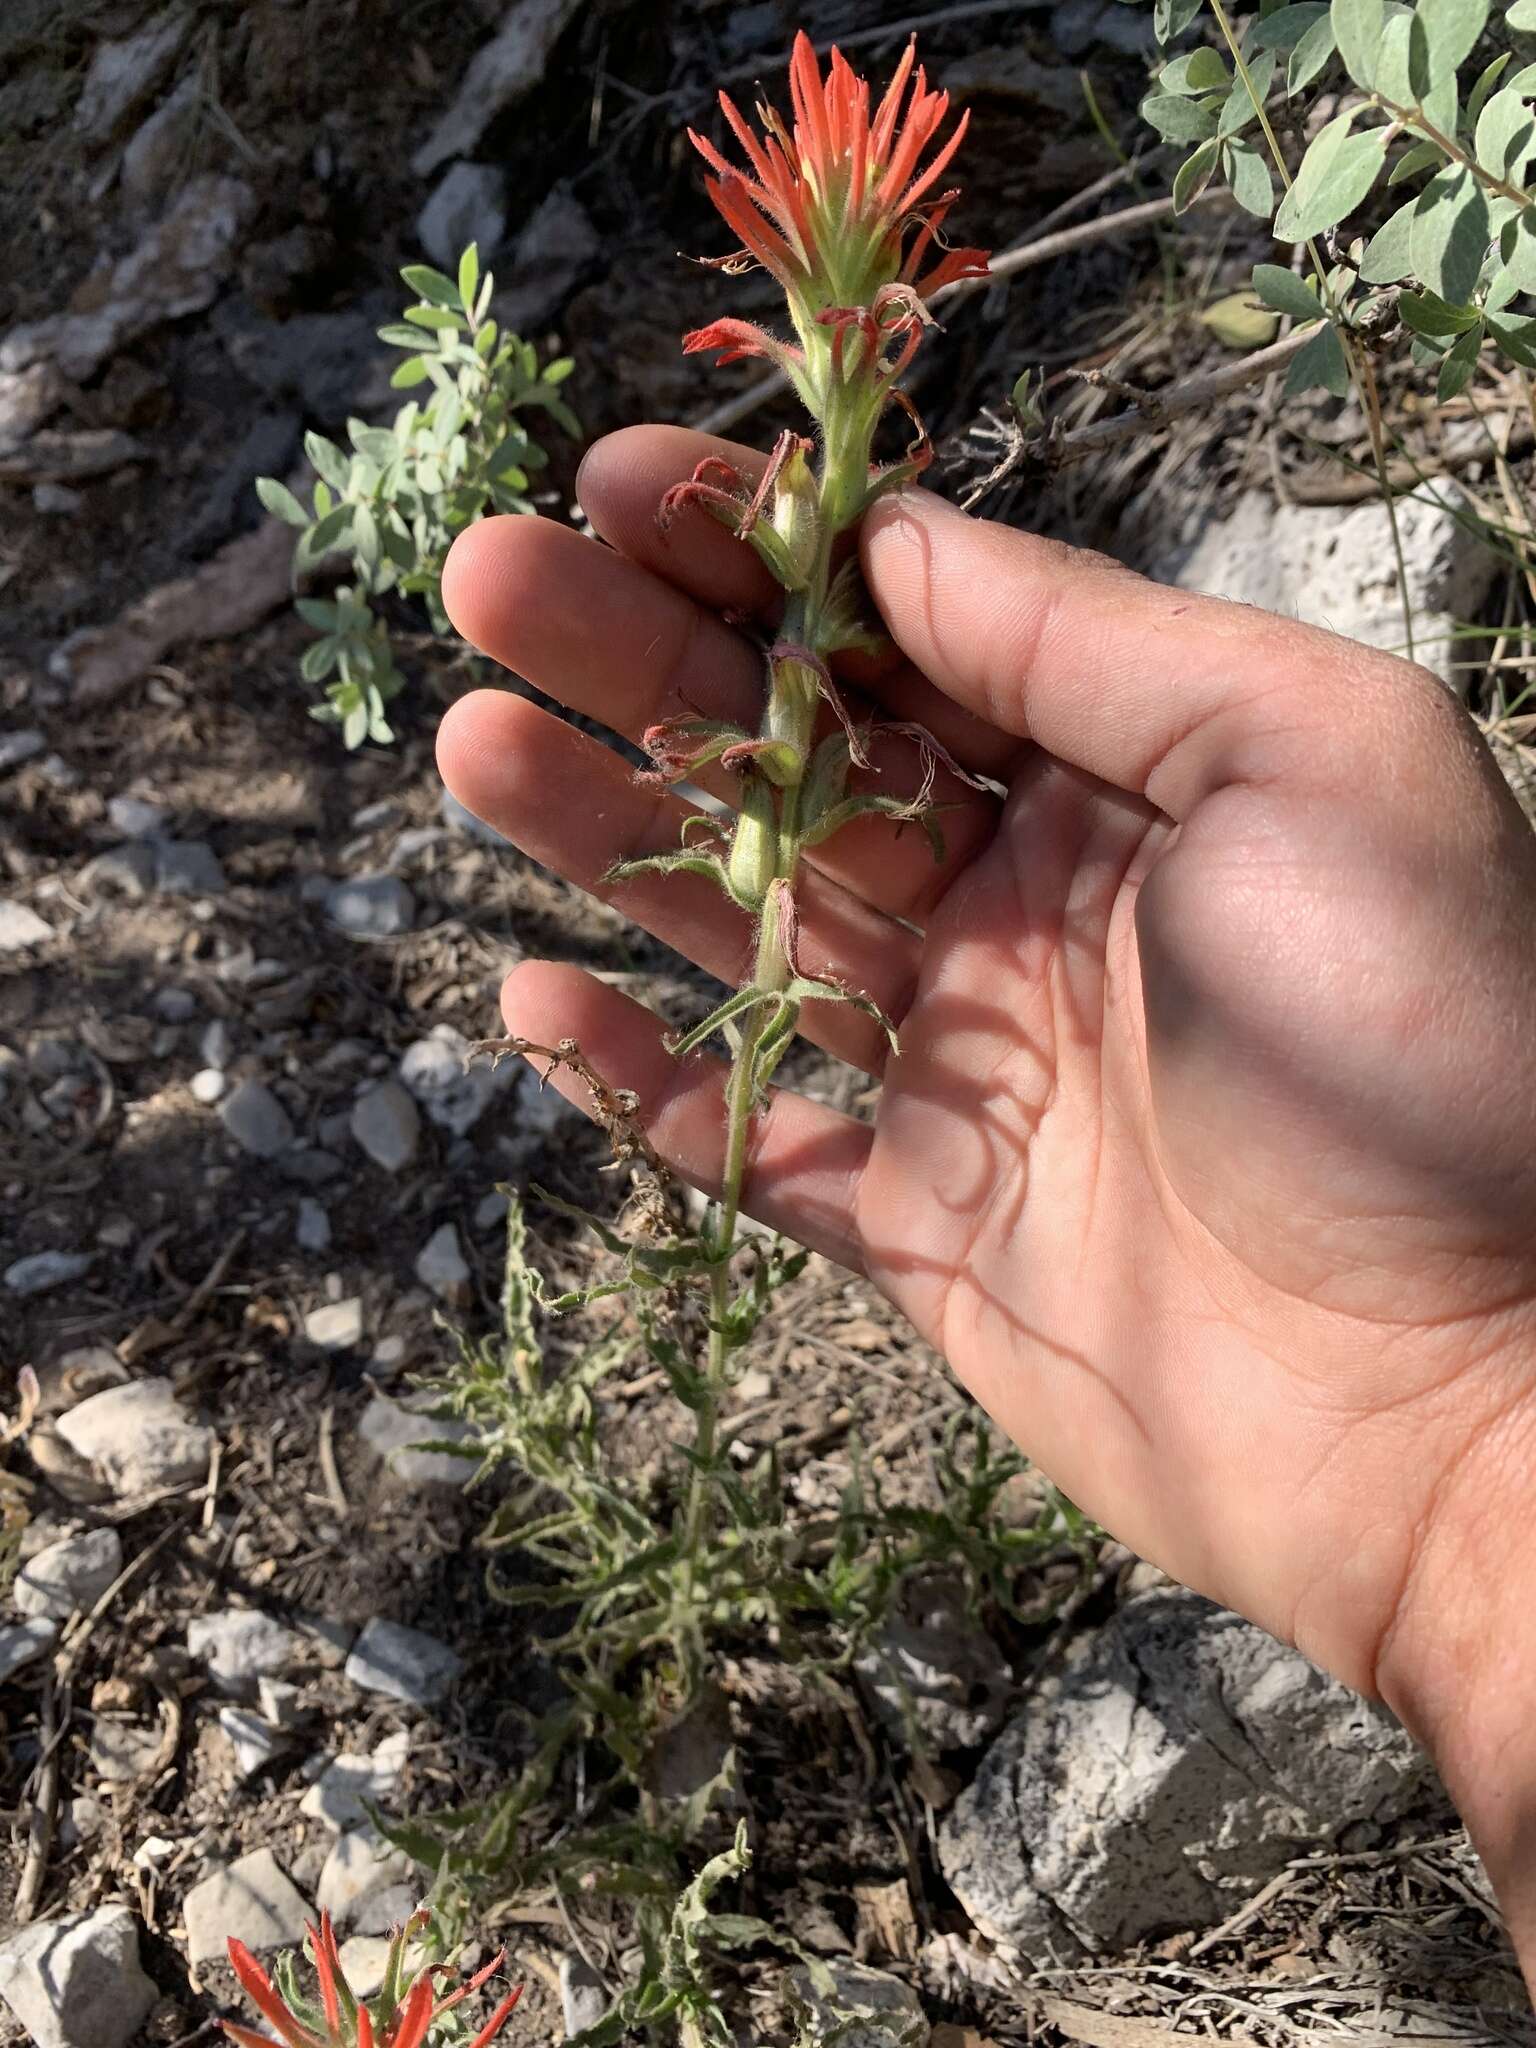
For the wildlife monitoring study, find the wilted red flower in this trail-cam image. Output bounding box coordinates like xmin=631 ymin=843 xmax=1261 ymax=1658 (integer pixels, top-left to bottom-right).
xmin=220 ymin=1910 xmax=522 ymax=2048
xmin=686 ymin=28 xmax=989 ymax=332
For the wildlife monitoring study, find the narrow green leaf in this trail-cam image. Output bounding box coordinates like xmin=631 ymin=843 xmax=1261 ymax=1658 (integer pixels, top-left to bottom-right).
xmin=458 ymin=241 xmax=480 ymax=311
xmin=1252 ymin=260 xmax=1326 ymax=316
xmin=1218 ymin=48 xmax=1277 ymax=133
xmin=294 ymin=598 xmax=340 ymax=630
xmin=390 ymin=356 xmax=432 ymax=389
xmin=300 ymin=636 xmax=341 ymax=682
xmin=1436 ymin=322 xmax=1483 ymax=397
xmin=1417 ymin=0 xmax=1490 ymax=82
xmin=1283 ymin=318 xmax=1351 ymax=394
xmin=1289 ymin=12 xmax=1338 ymax=90
xmin=404 ymin=304 xmax=464 ymax=331
xmin=1274 ymin=119 xmax=1387 ymax=238
xmin=303 ymin=431 xmax=350 ymax=492
xmin=400 ymin=262 xmax=460 ymax=307
xmin=1159 ymin=46 xmax=1231 ymax=92
xmin=1359 ymin=194 xmax=1420 ymax=277
xmin=1398 ymin=285 xmax=1483 ymax=331
xmin=1487 ymin=309 xmax=1536 ymax=363
xmin=1141 ymin=90 xmax=1220 ymax=140
xmin=1227 ymin=135 xmax=1276 ymax=212
xmin=1331 ymin=0 xmax=1383 ymax=86
xmin=1499 ymin=203 xmax=1536 ymax=287
xmin=1475 ymin=86 xmax=1536 ymax=178
xmin=1466 ymin=49 xmax=1513 ymax=126
xmin=1252 ymin=1 xmax=1329 ymax=47
xmin=543 ymin=356 xmax=576 ymax=385
xmin=306 ymin=504 xmax=353 ymax=553
xmin=1410 ymin=163 xmax=1491 ymax=303
xmin=1387 ymin=137 xmax=1443 ymax=181
xmin=1172 ymin=135 xmax=1221 ymax=210
xmin=256 ymin=475 xmax=307 ymax=526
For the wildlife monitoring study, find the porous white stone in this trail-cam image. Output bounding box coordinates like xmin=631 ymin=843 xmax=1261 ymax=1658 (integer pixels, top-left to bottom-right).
xmin=357 ymin=1391 xmax=476 ymax=1486
xmin=415 ymin=1222 xmax=470 ymax=1304
xmin=316 ymin=1824 xmax=417 ymax=1931
xmin=939 ymin=1590 xmax=1436 ymax=1957
xmin=187 ymin=1609 xmax=305 ymax=1696
xmin=304 ymin=1297 xmax=363 ymax=1351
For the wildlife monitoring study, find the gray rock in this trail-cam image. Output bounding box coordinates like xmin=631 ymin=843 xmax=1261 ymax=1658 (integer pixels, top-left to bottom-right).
xmin=559 ymin=1954 xmax=609 ymax=2037
xmin=345 ymin=1617 xmax=462 ymax=1706
xmin=13 ymin=1527 xmax=123 ymax=1621
xmin=87 ymin=1718 xmax=163 ymax=1783
xmin=2 ymin=176 xmax=255 ymax=386
xmin=34 ymin=483 xmax=85 ymax=516
xmin=855 ymin=1574 xmax=1011 ymax=1751
xmin=121 ymin=70 xmax=200 ymax=205
xmin=256 ymin=1677 xmax=303 ymax=1725
xmin=326 ymin=873 xmax=415 ymax=937
xmin=200 ymin=1017 xmax=234 ymax=1069
xmin=474 ymin=1189 xmax=511 ymax=1231
xmin=0 ymin=900 xmax=53 ymax=951
xmin=187 ymin=1609 xmax=305 ymax=1696
xmin=316 ymin=1825 xmax=417 ymax=1931
xmin=296 ymin=1198 xmax=332 ymax=1253
xmin=786 ymin=1961 xmax=927 ymax=2048
xmin=153 ymin=837 xmax=226 ymax=895
xmin=81 ymin=844 xmax=157 ymax=899
xmin=299 ymin=1730 xmax=410 ymax=1831
xmin=1140 ymin=482 xmax=1498 ymax=688
xmin=498 ymin=186 xmax=600 ymax=334
xmin=417 ymin=162 xmax=507 ymax=270
xmin=414 ymin=0 xmax=585 ymax=174
xmin=415 ymin=1221 xmax=470 ymax=1303
xmin=220 ymin=1079 xmax=295 ymax=1158
xmin=191 ymin=1067 xmax=226 ymax=1104
xmin=351 ymin=1081 xmax=420 ymax=1172
xmin=441 ymin=788 xmax=510 ymax=844
xmin=938 ymin=1590 xmax=1436 ymax=1957
xmin=218 ymin=1706 xmax=291 ymax=1782
xmin=74 ymin=4 xmax=190 ymax=140
xmin=214 ymin=299 xmax=394 ymax=420
xmin=5 ymin=1250 xmax=91 ymax=1296
xmin=0 ymin=729 xmax=44 ymax=773
xmin=0 ymin=361 xmax=65 ymax=451
xmin=357 ymin=1391 xmax=476 ymax=1486
xmin=1050 ymin=0 xmax=1157 ymax=56
xmin=152 ymin=985 xmax=197 ymax=1022
xmin=304 ymin=1297 xmax=363 ymax=1351
xmin=183 ymin=1846 xmax=311 ymax=1965
xmin=55 ymin=1376 xmax=214 ymax=1495
xmin=399 ymin=1026 xmax=497 ymax=1136
xmin=107 ymin=793 xmax=170 ymax=838
xmin=0 ymin=1617 xmax=59 ymax=1684
xmin=0 ymin=1905 xmax=157 ymax=2048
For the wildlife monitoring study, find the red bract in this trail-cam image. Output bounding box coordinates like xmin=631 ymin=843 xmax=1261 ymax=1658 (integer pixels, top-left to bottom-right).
xmin=685 ymin=28 xmax=988 ymax=324
xmin=219 ymin=1911 xmax=521 ymax=2048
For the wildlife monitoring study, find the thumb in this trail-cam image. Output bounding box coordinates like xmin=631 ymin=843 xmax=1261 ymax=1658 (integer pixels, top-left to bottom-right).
xmin=859 ymin=486 xmax=1436 ymax=820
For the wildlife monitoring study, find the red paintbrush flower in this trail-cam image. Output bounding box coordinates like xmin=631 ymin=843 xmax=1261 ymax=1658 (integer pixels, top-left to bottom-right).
xmin=685 ymin=28 xmax=988 ymax=330
xmin=219 ymin=1910 xmax=521 ymax=2048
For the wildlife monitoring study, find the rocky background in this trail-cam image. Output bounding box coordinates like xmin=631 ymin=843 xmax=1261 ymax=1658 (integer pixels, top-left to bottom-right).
xmin=4 ymin=2 xmax=1535 ymax=2045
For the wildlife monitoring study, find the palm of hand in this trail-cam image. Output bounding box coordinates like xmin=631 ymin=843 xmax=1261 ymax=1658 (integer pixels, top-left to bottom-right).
xmin=439 ymin=424 xmax=1536 ymax=1700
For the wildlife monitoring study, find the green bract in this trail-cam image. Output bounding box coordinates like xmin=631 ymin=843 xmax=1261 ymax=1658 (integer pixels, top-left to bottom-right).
xmin=256 ymin=242 xmax=578 ymax=747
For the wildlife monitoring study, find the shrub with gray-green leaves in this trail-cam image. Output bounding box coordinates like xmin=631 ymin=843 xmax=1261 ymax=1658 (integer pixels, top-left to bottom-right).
xmin=257 ymin=243 xmax=578 ymax=747
xmin=1132 ymin=0 xmax=1536 ymax=401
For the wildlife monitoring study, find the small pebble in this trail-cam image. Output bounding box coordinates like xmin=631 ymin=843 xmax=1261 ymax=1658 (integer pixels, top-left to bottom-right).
xmin=5 ymin=1249 xmax=92 ymax=1296
xmin=0 ymin=729 xmax=45 ymax=774
xmin=191 ymin=1068 xmax=226 ymax=1104
xmin=219 ymin=1079 xmax=295 ymax=1159
xmin=200 ymin=1018 xmax=233 ymax=1069
xmin=296 ymin=1198 xmax=332 ymax=1253
xmin=305 ymin=1298 xmax=363 ymax=1351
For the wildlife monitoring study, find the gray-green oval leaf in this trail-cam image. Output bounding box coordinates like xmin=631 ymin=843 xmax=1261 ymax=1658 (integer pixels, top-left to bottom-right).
xmin=1142 ymin=91 xmax=1221 ymax=140
xmin=1274 ymin=124 xmax=1388 ymax=239
xmin=1359 ymin=194 xmax=1419 ymax=278
xmin=1252 ymin=260 xmax=1326 ymax=316
xmin=1331 ymin=0 xmax=1383 ymax=86
xmin=1410 ymin=164 xmax=1492 ymax=304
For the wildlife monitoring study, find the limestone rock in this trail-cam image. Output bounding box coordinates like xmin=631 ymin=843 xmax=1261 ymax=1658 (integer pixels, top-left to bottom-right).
xmin=938 ymin=1590 xmax=1436 ymax=1957
xmin=345 ymin=1617 xmax=462 ymax=1706
xmin=55 ymin=1377 xmax=214 ymax=1496
xmin=0 ymin=1906 xmax=156 ymax=2048
xmin=13 ymin=1527 xmax=122 ymax=1621
xmin=183 ymin=1847 xmax=310 ymax=1965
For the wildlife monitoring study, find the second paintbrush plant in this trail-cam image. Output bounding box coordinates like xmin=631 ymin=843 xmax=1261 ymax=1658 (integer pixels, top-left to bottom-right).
xmin=610 ymin=29 xmax=988 ymax=1237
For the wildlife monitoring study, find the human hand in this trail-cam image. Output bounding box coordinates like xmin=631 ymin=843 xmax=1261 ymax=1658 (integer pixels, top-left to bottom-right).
xmin=437 ymin=424 xmax=1536 ymax=1959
